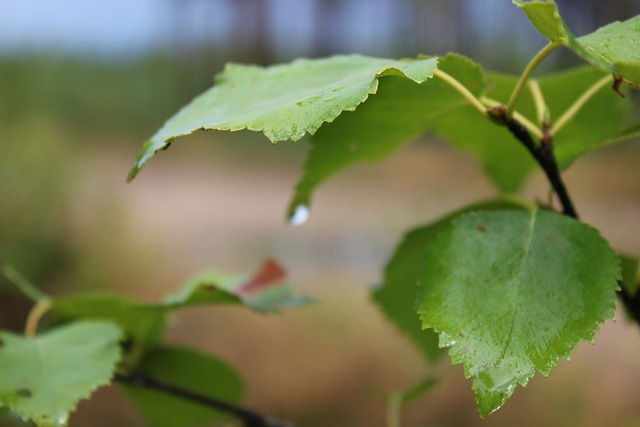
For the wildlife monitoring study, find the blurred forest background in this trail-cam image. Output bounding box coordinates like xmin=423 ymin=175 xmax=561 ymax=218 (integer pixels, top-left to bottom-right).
xmin=1 ymin=1 xmax=640 ymax=427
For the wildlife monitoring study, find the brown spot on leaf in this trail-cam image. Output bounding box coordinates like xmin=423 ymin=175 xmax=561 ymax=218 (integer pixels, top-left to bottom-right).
xmin=544 ymin=236 xmax=553 ymax=243
xmin=542 ymin=325 xmax=550 ymax=331
xmin=476 ymin=225 xmax=487 ymax=233
xmin=236 ymin=259 xmax=287 ymax=295
xmin=462 ymin=347 xmax=469 ymax=354
xmin=200 ymin=283 xmax=220 ymax=291
xmin=0 ymin=339 xmax=4 ymax=348
xmin=15 ymin=388 xmax=32 ymax=398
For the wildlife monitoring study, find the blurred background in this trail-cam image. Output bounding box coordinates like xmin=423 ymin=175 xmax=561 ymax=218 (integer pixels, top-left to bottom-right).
xmin=1 ymin=1 xmax=639 ymax=426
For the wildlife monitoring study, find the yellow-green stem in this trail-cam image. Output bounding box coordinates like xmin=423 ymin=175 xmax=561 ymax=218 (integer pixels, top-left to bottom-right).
xmin=25 ymin=300 xmax=52 ymax=337
xmin=506 ymin=42 xmax=561 ymax=117
xmin=386 ymin=392 xmax=403 ymax=427
xmin=528 ymin=79 xmax=549 ymax=127
xmin=551 ymin=74 xmax=612 ymax=135
xmin=433 ymin=69 xmax=487 ymax=116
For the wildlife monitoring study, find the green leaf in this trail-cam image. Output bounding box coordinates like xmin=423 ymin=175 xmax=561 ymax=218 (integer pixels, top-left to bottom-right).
xmin=122 ymin=346 xmax=243 ymax=427
xmin=288 ymin=54 xmax=486 ymax=216
xmin=52 ymin=295 xmax=167 ymax=344
xmin=128 ymin=55 xmax=438 ymax=180
xmin=373 ymin=198 xmax=528 ymax=363
xmin=0 ymin=321 xmax=122 ymax=427
xmin=417 ymin=208 xmax=619 ymax=416
xmin=576 ymin=17 xmax=640 ymax=87
xmin=164 ymin=259 xmax=313 ymax=313
xmin=514 ymin=0 xmax=640 ymax=86
xmin=620 ymin=254 xmax=640 ymax=296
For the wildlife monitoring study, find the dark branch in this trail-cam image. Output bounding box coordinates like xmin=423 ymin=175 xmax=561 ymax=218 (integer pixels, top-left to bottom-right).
xmin=115 ymin=371 xmax=297 ymax=427
xmin=489 ymin=106 xmax=578 ymax=218
xmin=488 ymin=106 xmax=640 ymax=326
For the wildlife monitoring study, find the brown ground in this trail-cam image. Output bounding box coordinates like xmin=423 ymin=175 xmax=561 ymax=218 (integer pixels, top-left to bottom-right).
xmin=61 ymin=131 xmax=640 ymax=427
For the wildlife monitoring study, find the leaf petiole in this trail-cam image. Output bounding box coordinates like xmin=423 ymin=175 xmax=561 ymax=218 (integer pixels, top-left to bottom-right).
xmin=506 ymin=41 xmax=561 ymax=118
xmin=551 ymin=74 xmax=613 ymax=135
xmin=386 ymin=392 xmax=403 ymax=427
xmin=528 ymin=79 xmax=549 ymax=127
xmin=25 ymin=300 xmax=52 ymax=337
xmin=433 ymin=69 xmax=487 ymax=116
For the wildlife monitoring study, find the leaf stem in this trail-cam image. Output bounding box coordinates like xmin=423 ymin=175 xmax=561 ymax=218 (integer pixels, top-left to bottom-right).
xmin=550 ymin=74 xmax=612 ymax=135
xmin=25 ymin=300 xmax=52 ymax=337
xmin=506 ymin=42 xmax=561 ymax=118
xmin=433 ymin=69 xmax=487 ymax=116
xmin=528 ymin=80 xmax=549 ymax=127
xmin=386 ymin=392 xmax=403 ymax=427
xmin=2 ymin=264 xmax=50 ymax=302
xmin=115 ymin=371 xmax=297 ymax=427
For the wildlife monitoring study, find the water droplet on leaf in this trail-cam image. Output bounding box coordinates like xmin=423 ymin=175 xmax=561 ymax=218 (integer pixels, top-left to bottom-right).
xmin=288 ymin=204 xmax=310 ymax=226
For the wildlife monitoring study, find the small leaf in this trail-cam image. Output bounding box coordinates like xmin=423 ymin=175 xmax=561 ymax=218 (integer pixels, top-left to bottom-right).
xmin=0 ymin=321 xmax=122 ymax=426
xmin=417 ymin=208 xmax=619 ymax=416
xmin=289 ymin=53 xmax=486 ymax=214
xmin=373 ymin=198 xmax=528 ymax=363
xmin=128 ymin=55 xmax=438 ymax=179
xmin=514 ymin=0 xmax=640 ymax=86
xmin=122 ymin=346 xmax=243 ymax=427
xmin=164 ymin=259 xmax=313 ymax=313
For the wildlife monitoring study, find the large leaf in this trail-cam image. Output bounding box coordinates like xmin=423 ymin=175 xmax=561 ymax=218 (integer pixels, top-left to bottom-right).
xmin=122 ymin=346 xmax=243 ymax=427
xmin=288 ymin=54 xmax=485 ymax=218
xmin=373 ymin=198 xmax=528 ymax=363
xmin=128 ymin=55 xmax=438 ymax=179
xmin=417 ymin=209 xmax=619 ymax=416
xmin=0 ymin=321 xmax=122 ymax=427
xmin=514 ymin=0 xmax=640 ymax=86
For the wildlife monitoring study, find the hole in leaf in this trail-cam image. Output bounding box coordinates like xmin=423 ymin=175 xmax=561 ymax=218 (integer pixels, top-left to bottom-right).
xmin=15 ymin=388 xmax=32 ymax=398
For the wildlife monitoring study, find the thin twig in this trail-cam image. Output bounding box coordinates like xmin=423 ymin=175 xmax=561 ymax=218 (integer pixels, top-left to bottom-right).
xmin=115 ymin=371 xmax=297 ymax=427
xmin=490 ymin=106 xmax=577 ymax=218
